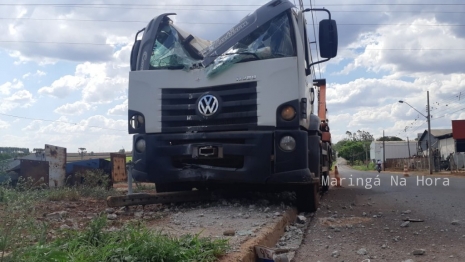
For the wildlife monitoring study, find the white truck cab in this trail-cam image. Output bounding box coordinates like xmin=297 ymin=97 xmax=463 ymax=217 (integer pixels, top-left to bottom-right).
xmin=128 ymin=0 xmax=337 ymax=212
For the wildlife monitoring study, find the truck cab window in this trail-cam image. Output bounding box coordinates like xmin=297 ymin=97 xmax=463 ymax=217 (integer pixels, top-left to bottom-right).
xmin=150 ymin=24 xmax=197 ymax=70
xmin=206 ymin=11 xmax=296 ymax=77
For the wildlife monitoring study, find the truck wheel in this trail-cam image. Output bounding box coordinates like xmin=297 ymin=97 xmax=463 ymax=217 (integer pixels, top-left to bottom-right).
xmin=295 ymin=182 xmax=319 ymax=213
xmin=321 ymin=170 xmax=329 ymax=193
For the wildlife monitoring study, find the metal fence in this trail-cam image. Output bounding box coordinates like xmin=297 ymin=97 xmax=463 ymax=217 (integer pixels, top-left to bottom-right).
xmin=449 ymin=152 xmax=465 ymax=172
xmin=385 ymin=157 xmax=429 ymax=171
xmin=385 ymin=153 xmax=465 ymax=172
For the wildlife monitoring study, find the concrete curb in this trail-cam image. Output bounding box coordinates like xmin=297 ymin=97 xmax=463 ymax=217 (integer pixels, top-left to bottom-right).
xmin=219 ymin=207 xmax=298 ymax=262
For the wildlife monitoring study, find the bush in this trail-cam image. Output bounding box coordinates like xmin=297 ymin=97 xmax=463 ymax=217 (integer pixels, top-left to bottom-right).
xmin=71 ymin=169 xmax=118 ymax=199
xmin=74 ymin=169 xmax=111 ymax=189
xmin=47 ymin=188 xmax=80 ymax=201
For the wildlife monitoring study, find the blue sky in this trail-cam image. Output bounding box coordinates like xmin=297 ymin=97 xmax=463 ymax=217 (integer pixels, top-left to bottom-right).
xmin=1 ymin=0 xmax=465 ymax=152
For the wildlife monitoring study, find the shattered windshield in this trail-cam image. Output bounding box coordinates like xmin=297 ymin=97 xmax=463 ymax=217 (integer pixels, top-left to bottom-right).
xmin=148 ymin=10 xmax=295 ymax=75
xmin=206 ymin=11 xmax=295 ymax=78
xmin=149 ymin=24 xmax=199 ymax=70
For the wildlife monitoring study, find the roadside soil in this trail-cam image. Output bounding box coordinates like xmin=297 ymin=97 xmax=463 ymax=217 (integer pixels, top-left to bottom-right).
xmin=1 ymin=185 xmax=309 ymax=261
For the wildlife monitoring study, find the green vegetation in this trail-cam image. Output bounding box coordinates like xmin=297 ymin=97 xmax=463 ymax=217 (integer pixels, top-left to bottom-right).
xmin=0 ymin=171 xmax=229 ymax=262
xmin=352 ymin=161 xmax=376 ymax=171
xmin=6 ymin=216 xmax=228 ymax=262
xmin=334 ymin=130 xmax=374 ymax=166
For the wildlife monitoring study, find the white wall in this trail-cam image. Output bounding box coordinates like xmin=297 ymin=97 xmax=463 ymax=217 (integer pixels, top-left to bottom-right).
xmin=370 ymin=141 xmax=418 ymax=161
xmin=438 ymin=137 xmax=455 ymax=159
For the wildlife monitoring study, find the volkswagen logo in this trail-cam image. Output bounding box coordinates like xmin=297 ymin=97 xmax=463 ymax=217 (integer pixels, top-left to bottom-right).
xmin=198 ymin=94 xmax=219 ymax=117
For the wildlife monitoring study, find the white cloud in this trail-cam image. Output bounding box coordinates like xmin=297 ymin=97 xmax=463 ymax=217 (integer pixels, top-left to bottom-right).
xmin=0 ymin=89 xmax=35 ymax=113
xmin=6 ymin=89 xmax=34 ymax=103
xmin=38 ymin=57 xmax=129 ymax=103
xmin=0 ymin=119 xmax=9 ymax=130
xmin=339 ymin=18 xmax=465 ymax=75
xmin=54 ymin=101 xmax=91 ymax=115
xmin=107 ymin=99 xmax=128 ymax=116
xmin=38 ymin=74 xmax=85 ymax=98
xmin=0 ymin=79 xmax=23 ymax=95
xmin=18 ymin=115 xmax=131 ymax=152
xmin=23 ymin=70 xmax=46 ymax=79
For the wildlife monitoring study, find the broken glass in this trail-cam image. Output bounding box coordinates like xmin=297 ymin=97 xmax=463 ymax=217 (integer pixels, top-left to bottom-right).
xmin=149 ymin=24 xmax=200 ymax=70
xmin=206 ymin=11 xmax=295 ymax=78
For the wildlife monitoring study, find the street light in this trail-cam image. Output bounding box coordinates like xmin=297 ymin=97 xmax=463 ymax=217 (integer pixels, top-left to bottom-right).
xmin=398 ymin=91 xmax=433 ymax=174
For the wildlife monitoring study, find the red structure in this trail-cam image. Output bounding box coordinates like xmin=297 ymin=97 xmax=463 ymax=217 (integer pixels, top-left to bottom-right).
xmin=452 ymin=120 xmax=465 ymax=140
xmin=452 ymin=120 xmax=465 ymax=152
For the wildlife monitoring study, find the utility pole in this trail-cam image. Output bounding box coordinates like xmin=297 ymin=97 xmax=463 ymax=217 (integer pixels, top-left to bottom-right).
xmin=383 ymin=130 xmax=386 ymax=171
xmin=427 ymin=91 xmax=433 ymax=174
xmin=407 ymin=136 xmax=411 ymax=158
xmin=366 ymin=146 xmax=368 ymax=168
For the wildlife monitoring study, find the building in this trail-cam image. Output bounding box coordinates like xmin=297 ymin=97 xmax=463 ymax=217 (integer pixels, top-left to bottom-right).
xmin=452 ymin=120 xmax=465 ymax=153
xmin=370 ymin=140 xmax=418 ymax=162
xmin=417 ymin=129 xmax=453 ymax=159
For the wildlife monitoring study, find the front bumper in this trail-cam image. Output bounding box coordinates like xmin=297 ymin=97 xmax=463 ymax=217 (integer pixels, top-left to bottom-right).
xmin=131 ymin=130 xmax=315 ymax=186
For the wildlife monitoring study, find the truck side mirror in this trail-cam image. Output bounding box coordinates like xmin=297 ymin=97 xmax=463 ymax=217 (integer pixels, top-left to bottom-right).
xmin=319 ymin=19 xmax=338 ymax=59
xmin=130 ymin=40 xmax=141 ymax=71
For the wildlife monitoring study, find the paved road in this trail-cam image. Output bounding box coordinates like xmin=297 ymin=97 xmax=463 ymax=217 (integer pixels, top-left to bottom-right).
xmin=293 ymin=160 xmax=465 ymax=262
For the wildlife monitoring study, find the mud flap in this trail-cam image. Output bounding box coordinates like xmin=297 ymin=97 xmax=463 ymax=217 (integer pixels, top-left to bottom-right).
xmin=295 ymin=181 xmax=319 ymax=213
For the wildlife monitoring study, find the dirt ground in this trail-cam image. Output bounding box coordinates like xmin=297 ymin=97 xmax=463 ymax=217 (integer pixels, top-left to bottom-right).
xmin=1 ymin=184 xmax=308 ymax=261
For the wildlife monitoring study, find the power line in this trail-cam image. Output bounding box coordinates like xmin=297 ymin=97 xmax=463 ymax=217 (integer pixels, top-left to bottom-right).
xmin=3 ymin=18 xmax=465 ymax=27
xmin=433 ymin=107 xmax=465 ymax=119
xmin=434 ymin=107 xmax=465 ymax=119
xmin=430 ymin=90 xmax=465 ymax=109
xmin=2 ymin=3 xmax=465 ymax=7
xmin=0 ymin=113 xmax=126 ymax=132
xmin=431 ymin=102 xmax=464 ymax=115
xmin=0 ymin=40 xmax=110 ymax=46
xmin=0 ymin=4 xmax=267 ymax=7
xmin=2 ymin=40 xmax=464 ymax=52
xmin=0 ymin=9 xmax=463 ymax=14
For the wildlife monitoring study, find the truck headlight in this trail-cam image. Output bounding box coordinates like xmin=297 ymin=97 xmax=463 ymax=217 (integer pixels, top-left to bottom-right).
xmin=130 ymin=114 xmax=144 ymax=129
xmin=281 ymin=106 xmax=296 ymax=121
xmin=135 ymin=139 xmax=146 ymax=153
xmin=279 ymin=136 xmax=296 ymax=151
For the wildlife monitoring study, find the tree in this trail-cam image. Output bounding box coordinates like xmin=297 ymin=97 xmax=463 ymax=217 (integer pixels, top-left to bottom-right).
xmin=335 ymin=130 xmax=374 ymax=166
xmin=337 ymin=141 xmax=365 ymax=165
xmin=377 ymin=136 xmax=403 ymax=141
xmin=78 ymin=148 xmax=87 ymax=160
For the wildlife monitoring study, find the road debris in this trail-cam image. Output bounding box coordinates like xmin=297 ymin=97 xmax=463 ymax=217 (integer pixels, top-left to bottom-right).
xmin=400 ymin=221 xmax=410 ymax=227
xmin=402 ymin=218 xmax=424 ymax=222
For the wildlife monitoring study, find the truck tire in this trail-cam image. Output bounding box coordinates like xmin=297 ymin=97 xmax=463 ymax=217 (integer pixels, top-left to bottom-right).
xmin=308 ymin=135 xmax=320 ymax=178
xmin=295 ymin=182 xmax=319 ymax=213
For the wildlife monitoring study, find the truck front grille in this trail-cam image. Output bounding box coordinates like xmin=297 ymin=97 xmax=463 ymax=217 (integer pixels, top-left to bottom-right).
xmin=161 ymin=82 xmax=258 ymax=132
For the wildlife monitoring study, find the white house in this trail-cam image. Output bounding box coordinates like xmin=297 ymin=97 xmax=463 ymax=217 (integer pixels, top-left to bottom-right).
xmin=370 ymin=141 xmax=418 ymax=162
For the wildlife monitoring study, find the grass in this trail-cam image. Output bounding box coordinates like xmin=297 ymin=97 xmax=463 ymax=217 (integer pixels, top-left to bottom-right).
xmin=0 ymin=171 xmax=230 ymax=262
xmin=351 ymin=162 xmax=376 ymax=171
xmin=6 ymin=216 xmax=228 ymax=262
xmin=47 ymin=187 xmax=81 ymax=201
